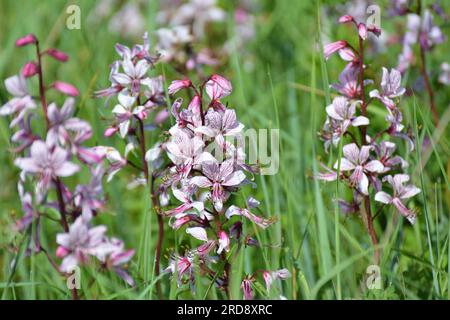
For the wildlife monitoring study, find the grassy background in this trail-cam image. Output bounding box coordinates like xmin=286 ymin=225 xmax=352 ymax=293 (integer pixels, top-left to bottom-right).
xmin=0 ymin=0 xmax=449 ymax=299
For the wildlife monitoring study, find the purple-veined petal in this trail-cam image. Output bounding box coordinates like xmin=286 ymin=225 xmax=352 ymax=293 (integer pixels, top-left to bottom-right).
xmin=326 ymin=104 xmax=344 ymax=121
xmin=190 ymin=176 xmax=213 ymax=188
xmin=186 ymin=227 xmax=208 ymax=242
xmin=364 ymin=160 xmax=384 ymax=173
xmin=134 ymin=60 xmax=149 ymax=78
xmin=118 ymin=120 xmax=130 ymax=138
xmin=217 ymin=231 xmax=230 ymax=254
xmin=343 ymin=143 xmax=360 ymax=164
xmin=392 ymin=198 xmax=416 ymax=224
xmin=225 ymin=205 xmax=242 ymax=219
xmin=59 ymin=254 xmax=79 ymax=273
xmin=114 ymin=267 xmax=135 ymax=286
xmin=30 ymin=140 xmax=49 ymax=163
xmin=351 ymin=116 xmax=369 ymax=127
xmin=222 ymin=170 xmax=246 ymax=186
xmin=334 ymin=158 xmax=355 ymax=171
xmin=374 ymin=191 xmax=393 ymax=204
xmin=399 ymin=185 xmax=421 ymax=199
xmin=323 ymin=40 xmax=347 ymax=60
xmin=358 ymin=23 xmax=368 ymax=40
xmin=111 ymin=249 xmax=135 ymax=266
xmin=112 ymin=73 xmax=131 ymax=86
xmin=14 ymin=158 xmax=40 ymax=173
xmin=358 ymin=173 xmax=369 ymax=195
xmin=55 ymin=162 xmax=79 ymax=177
xmin=359 ymin=145 xmax=372 ymax=163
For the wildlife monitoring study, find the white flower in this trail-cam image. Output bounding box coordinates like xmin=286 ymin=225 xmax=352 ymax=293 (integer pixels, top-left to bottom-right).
xmin=0 ymin=75 xmax=36 ymax=128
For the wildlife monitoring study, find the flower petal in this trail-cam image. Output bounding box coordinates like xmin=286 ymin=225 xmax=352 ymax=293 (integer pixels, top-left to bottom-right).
xmin=186 ymin=227 xmax=208 ymax=242
xmin=364 ymin=160 xmax=384 ymax=173
xmin=343 ymin=143 xmax=360 ymax=164
xmin=55 ymin=161 xmax=79 ymax=177
xmin=399 ymin=185 xmax=421 ymax=199
xmin=375 ymin=191 xmax=393 ymax=204
xmin=351 ymin=116 xmax=369 ymax=127
xmin=190 ymin=176 xmax=213 ymax=188
xmin=334 ymin=158 xmax=355 ymax=171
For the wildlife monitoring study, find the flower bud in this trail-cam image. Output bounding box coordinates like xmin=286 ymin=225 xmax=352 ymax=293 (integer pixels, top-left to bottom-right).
xmin=168 ymin=79 xmax=192 ymax=95
xmin=56 ymin=246 xmax=69 ymax=258
xmin=154 ymin=109 xmax=169 ymax=125
xmin=104 ymin=127 xmax=118 ymax=137
xmin=16 ymin=34 xmax=37 ymax=47
xmin=21 ymin=62 xmax=38 ymax=78
xmin=338 ymin=15 xmax=354 ymax=23
xmin=205 ymin=74 xmax=232 ymax=100
xmin=188 ymin=95 xmax=201 ymax=114
xmin=52 ymin=81 xmax=79 ymax=96
xmin=46 ymin=48 xmax=69 ymax=62
xmin=323 ymin=40 xmax=347 ymax=60
xmin=358 ymin=23 xmax=368 ymax=40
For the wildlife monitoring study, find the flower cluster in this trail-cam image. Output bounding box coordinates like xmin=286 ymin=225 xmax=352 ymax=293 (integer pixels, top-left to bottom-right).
xmin=95 ymin=33 xmax=169 ymax=182
xmin=155 ymin=0 xmax=226 ymax=73
xmin=88 ymin=1 xmax=146 ymax=38
xmin=391 ymin=2 xmax=448 ymax=123
xmin=4 ymin=29 xmax=288 ymax=299
xmin=1 ymin=34 xmax=134 ymax=289
xmin=94 ymin=34 xmax=171 ymax=289
xmin=158 ymin=74 xmax=289 ymax=298
xmin=319 ymin=14 xmax=421 ymax=261
xmin=397 ymin=9 xmax=446 ymax=73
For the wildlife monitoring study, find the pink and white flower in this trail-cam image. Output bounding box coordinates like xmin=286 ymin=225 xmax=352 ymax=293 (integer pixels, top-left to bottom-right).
xmin=111 ymin=93 xmax=140 ymax=138
xmin=165 ymin=184 xmax=204 ymax=216
xmin=369 ymin=68 xmax=405 ymax=109
xmin=225 ymin=205 xmax=274 ymax=229
xmin=375 ymin=174 xmax=420 ymax=224
xmin=168 ymin=79 xmax=192 ymax=95
xmin=331 ymin=63 xmax=362 ymax=99
xmin=74 ymin=165 xmax=105 ymax=222
xmin=326 ymin=97 xmax=369 ymax=133
xmin=217 ymin=230 xmax=230 ymax=254
xmin=0 ymin=75 xmax=36 ymax=128
xmin=241 ymin=277 xmax=254 ymax=300
xmin=105 ymin=238 xmax=135 ymax=286
xmin=195 ymin=109 xmax=244 ymax=147
xmin=56 ymin=217 xmax=110 ymax=273
xmin=14 ymin=140 xmax=79 ymax=198
xmin=262 ymin=268 xmax=291 ymax=291
xmin=323 ymin=40 xmax=348 ymax=60
xmin=47 ymin=98 xmax=91 ymax=146
xmin=205 ymin=74 xmax=232 ymax=101
xmin=439 ymin=62 xmax=450 ymax=85
xmin=334 ymin=143 xmax=384 ymax=195
xmin=190 ymin=159 xmax=246 ymax=211
xmin=112 ymin=57 xmax=150 ymax=95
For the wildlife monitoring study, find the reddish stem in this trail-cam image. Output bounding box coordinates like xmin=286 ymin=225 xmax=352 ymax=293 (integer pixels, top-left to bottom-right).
xmin=212 ymin=208 xmax=231 ymax=298
xmin=35 ymin=41 xmax=79 ymax=298
xmin=35 ymin=41 xmax=50 ymax=128
xmin=54 ymin=178 xmax=69 ymax=232
xmin=418 ymin=43 xmax=439 ymax=125
xmin=364 ymin=197 xmax=380 ymax=265
xmin=358 ymin=36 xmax=380 ymax=265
